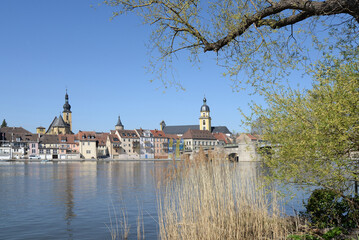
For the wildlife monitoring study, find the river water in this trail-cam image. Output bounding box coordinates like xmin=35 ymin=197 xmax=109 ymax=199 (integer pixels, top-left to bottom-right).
xmin=0 ymin=161 xmax=307 ymax=240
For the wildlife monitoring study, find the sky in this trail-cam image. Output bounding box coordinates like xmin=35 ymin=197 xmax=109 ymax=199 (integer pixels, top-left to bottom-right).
xmin=0 ymin=0 xmax=310 ymax=134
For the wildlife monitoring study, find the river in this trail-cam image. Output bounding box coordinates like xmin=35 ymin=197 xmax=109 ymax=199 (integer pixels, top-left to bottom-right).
xmin=0 ymin=161 xmax=307 ymax=239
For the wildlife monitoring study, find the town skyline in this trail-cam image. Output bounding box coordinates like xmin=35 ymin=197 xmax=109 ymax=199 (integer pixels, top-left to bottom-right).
xmin=0 ymin=0 xmax=310 ymax=134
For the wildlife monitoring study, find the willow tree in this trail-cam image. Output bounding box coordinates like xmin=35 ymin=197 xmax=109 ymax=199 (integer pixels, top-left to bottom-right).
xmin=103 ymin=0 xmax=359 ymax=88
xmin=249 ymin=54 xmax=359 ymax=205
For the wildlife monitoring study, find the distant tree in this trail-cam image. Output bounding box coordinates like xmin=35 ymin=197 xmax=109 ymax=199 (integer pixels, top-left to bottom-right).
xmin=1 ymin=119 xmax=7 ymax=128
xmin=250 ymin=116 xmax=265 ymax=136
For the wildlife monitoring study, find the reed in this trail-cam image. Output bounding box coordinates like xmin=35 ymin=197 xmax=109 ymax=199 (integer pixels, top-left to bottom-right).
xmin=158 ymin=150 xmax=293 ymax=240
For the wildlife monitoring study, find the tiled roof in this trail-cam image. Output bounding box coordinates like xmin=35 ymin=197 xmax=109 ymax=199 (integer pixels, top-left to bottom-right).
xmin=150 ymin=130 xmax=166 ymax=138
xmin=213 ymin=132 xmax=229 ymax=143
xmin=165 ymin=134 xmax=181 ymax=140
xmin=135 ymin=129 xmax=153 ymax=138
xmin=40 ymin=135 xmax=59 ymax=144
xmin=116 ymin=130 xmax=139 ymax=139
xmin=76 ymin=131 xmax=108 ymax=145
xmin=182 ymin=129 xmax=217 ymax=140
xmin=162 ymin=125 xmax=199 ymax=135
xmin=0 ymin=127 xmax=31 ymax=134
xmin=108 ymin=134 xmax=120 ymax=143
xmin=58 ymin=134 xmax=79 ymax=144
xmin=0 ymin=127 xmax=37 ymax=142
xmin=246 ymin=133 xmax=258 ymax=140
xmin=211 ymin=126 xmax=232 ymax=135
xmin=162 ymin=125 xmax=232 ymax=135
xmin=46 ymin=115 xmax=70 ymax=133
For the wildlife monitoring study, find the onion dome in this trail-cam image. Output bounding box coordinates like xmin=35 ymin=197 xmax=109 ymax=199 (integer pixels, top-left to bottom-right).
xmin=200 ymin=97 xmax=210 ymax=112
xmin=63 ymin=91 xmax=71 ymax=113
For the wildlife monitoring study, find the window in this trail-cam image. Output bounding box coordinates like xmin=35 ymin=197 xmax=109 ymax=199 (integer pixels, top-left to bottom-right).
xmin=32 ymin=143 xmax=35 ymax=148
xmin=46 ymin=149 xmax=50 ymax=154
xmin=53 ymin=149 xmax=57 ymax=154
xmin=86 ymin=150 xmax=91 ymax=154
xmin=32 ymin=149 xmax=36 ymax=154
xmin=88 ymin=142 xmax=90 ymax=146
xmin=39 ymin=149 xmax=44 ymax=154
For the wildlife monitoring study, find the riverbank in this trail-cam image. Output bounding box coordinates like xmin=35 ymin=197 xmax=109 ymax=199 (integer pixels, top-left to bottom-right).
xmin=0 ymin=158 xmax=181 ymax=163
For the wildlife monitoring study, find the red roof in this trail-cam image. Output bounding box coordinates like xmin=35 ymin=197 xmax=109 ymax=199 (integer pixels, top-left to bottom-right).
xmin=150 ymin=129 xmax=166 ymax=138
xmin=182 ymin=129 xmax=216 ymax=140
xmin=213 ymin=132 xmax=229 ymax=144
xmin=246 ymin=133 xmax=258 ymax=140
xmin=58 ymin=134 xmax=79 ymax=144
xmin=117 ymin=130 xmax=139 ymax=139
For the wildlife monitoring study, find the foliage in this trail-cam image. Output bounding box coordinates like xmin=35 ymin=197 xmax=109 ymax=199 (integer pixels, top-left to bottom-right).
xmin=302 ymin=189 xmax=359 ymax=229
xmin=288 ymin=227 xmax=344 ymax=240
xmin=101 ymin=0 xmax=359 ymax=90
xmin=249 ymin=54 xmax=359 ymax=207
xmin=1 ymin=119 xmax=7 ymax=128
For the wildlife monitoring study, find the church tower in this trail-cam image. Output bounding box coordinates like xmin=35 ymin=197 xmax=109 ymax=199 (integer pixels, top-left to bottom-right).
xmin=63 ymin=90 xmax=72 ymax=131
xmin=199 ymin=97 xmax=211 ymax=131
xmin=115 ymin=115 xmax=124 ymax=130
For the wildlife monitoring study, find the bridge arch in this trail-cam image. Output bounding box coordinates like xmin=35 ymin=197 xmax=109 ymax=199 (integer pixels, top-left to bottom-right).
xmin=228 ymin=153 xmax=238 ymax=162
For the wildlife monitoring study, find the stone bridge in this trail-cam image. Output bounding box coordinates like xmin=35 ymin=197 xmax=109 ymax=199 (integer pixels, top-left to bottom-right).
xmin=184 ymin=142 xmax=270 ymax=162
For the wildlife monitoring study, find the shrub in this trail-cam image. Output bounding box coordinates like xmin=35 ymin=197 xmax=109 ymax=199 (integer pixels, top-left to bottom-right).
xmin=303 ymin=189 xmax=359 ymax=229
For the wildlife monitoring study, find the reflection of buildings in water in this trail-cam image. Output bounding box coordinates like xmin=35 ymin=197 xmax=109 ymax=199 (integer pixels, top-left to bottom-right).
xmin=65 ymin=164 xmax=75 ymax=239
xmin=102 ymin=161 xmax=171 ymax=198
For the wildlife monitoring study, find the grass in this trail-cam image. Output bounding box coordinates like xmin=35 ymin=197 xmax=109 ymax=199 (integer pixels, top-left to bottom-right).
xmin=158 ymin=149 xmax=294 ymax=240
xmin=108 ymin=149 xmax=298 ymax=239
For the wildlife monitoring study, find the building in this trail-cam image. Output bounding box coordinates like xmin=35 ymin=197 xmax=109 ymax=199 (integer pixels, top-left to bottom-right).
xmin=236 ymin=133 xmax=262 ymax=144
xmin=135 ymin=129 xmax=154 ymax=159
xmin=213 ymin=132 xmax=231 ymax=146
xmin=182 ymin=129 xmax=217 ymax=151
xmin=0 ymin=127 xmax=39 ymax=159
xmin=39 ymin=135 xmax=59 ymax=160
xmin=150 ymin=129 xmax=168 ymax=159
xmin=160 ymin=97 xmax=231 ymax=137
xmin=107 ymin=133 xmax=121 ymax=159
xmin=58 ymin=134 xmax=80 ymax=159
xmin=77 ymin=131 xmax=109 ymax=159
xmin=115 ymin=129 xmax=140 ymax=159
xmin=46 ymin=91 xmax=72 ymax=135
xmin=199 ymin=97 xmax=211 ymax=131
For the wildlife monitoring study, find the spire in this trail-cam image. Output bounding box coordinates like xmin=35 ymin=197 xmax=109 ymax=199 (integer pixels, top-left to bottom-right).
xmin=63 ymin=90 xmax=71 ymax=113
xmin=115 ymin=115 xmax=124 ymax=130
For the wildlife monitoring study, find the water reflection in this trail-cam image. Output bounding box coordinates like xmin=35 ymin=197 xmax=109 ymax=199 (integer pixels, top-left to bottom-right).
xmin=0 ymin=161 xmax=306 ymax=240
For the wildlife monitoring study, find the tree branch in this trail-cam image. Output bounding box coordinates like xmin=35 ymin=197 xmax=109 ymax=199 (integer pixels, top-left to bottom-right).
xmin=203 ymin=0 xmax=359 ymax=52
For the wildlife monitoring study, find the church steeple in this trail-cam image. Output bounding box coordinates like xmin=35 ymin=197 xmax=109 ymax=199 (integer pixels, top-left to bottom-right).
xmin=115 ymin=115 xmax=124 ymax=130
xmin=63 ymin=89 xmax=71 ymax=113
xmin=199 ymin=96 xmax=211 ymax=131
xmin=62 ymin=90 xmax=72 ymax=131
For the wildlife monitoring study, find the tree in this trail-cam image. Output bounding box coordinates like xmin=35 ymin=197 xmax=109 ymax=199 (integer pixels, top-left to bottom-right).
xmin=1 ymin=119 xmax=7 ymax=128
xmin=102 ymin=0 xmax=359 ymax=88
xmin=249 ymin=54 xmax=359 ymax=214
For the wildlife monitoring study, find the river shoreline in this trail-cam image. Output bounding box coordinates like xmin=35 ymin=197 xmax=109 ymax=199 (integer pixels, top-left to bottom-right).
xmin=0 ymin=158 xmax=181 ymax=163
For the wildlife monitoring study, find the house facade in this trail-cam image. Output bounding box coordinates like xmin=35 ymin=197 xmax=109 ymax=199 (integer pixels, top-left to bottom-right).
xmin=151 ymin=130 xmax=168 ymax=159
xmin=135 ymin=129 xmax=154 ymax=159
xmin=182 ymin=129 xmax=217 ymax=151
xmin=115 ymin=129 xmax=140 ymax=159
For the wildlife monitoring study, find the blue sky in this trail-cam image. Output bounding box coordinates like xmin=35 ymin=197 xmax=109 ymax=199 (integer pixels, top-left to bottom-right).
xmin=0 ymin=0 xmax=310 ymax=133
